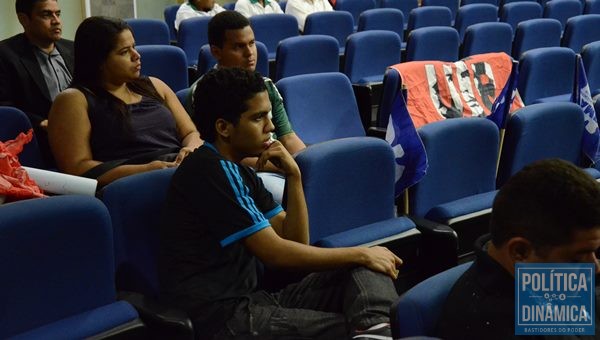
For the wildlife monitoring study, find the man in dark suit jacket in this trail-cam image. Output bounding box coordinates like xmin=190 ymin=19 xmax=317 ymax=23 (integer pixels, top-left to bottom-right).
xmin=0 ymin=0 xmax=74 ymax=165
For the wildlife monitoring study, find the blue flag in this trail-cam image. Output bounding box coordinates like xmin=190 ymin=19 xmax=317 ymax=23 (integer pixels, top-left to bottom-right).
xmin=487 ymin=60 xmax=519 ymax=130
xmin=571 ymin=55 xmax=600 ymax=165
xmin=385 ymin=83 xmax=428 ymax=197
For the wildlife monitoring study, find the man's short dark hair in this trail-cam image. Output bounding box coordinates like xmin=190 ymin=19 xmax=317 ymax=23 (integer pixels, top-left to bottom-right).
xmin=208 ymin=11 xmax=251 ymax=48
xmin=193 ymin=67 xmax=266 ymax=143
xmin=16 ymin=0 xmax=51 ymax=16
xmin=490 ymin=159 xmax=600 ymax=252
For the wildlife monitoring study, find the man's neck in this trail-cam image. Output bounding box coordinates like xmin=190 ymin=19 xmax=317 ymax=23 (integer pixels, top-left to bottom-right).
xmin=213 ymin=139 xmax=243 ymax=163
xmin=25 ymin=33 xmax=56 ymax=54
xmin=487 ymin=242 xmax=516 ymax=277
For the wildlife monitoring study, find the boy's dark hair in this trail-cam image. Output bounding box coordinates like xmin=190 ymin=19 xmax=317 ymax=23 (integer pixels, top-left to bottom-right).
xmin=193 ymin=67 xmax=266 ymax=143
xmin=16 ymin=0 xmax=51 ymax=16
xmin=208 ymin=11 xmax=251 ymax=48
xmin=490 ymin=159 xmax=600 ymax=253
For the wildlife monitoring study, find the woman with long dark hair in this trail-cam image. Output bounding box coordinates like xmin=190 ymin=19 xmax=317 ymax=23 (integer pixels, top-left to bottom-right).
xmin=48 ymin=16 xmax=202 ymax=186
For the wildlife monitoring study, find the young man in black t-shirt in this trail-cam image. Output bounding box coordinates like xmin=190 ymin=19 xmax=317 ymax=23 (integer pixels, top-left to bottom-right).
xmin=159 ymin=68 xmax=401 ymax=340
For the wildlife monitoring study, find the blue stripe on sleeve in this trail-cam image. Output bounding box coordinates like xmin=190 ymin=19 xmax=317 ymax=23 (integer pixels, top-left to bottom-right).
xmin=231 ymin=163 xmax=265 ymax=220
xmin=220 ymin=160 xmax=262 ymax=224
xmin=220 ymin=219 xmax=270 ymax=247
xmin=264 ymin=205 xmax=283 ymax=220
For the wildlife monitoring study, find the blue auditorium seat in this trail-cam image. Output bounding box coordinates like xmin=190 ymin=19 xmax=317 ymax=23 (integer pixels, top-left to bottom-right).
xmin=512 ymin=18 xmax=562 ymax=59
xmin=461 ymin=22 xmax=513 ymax=58
xmin=461 ymin=0 xmax=497 ymax=5
xmin=100 ymin=168 xmax=195 ymax=338
xmin=518 ymin=47 xmax=576 ymax=105
xmin=294 ymin=137 xmax=419 ymax=248
xmin=0 ymin=195 xmax=144 ymax=339
xmin=582 ymin=40 xmax=600 ymax=97
xmin=357 ymin=8 xmax=405 ymax=40
xmin=303 ymin=11 xmax=354 ymax=54
xmin=497 ymin=102 xmax=590 ymax=187
xmin=407 ymin=6 xmax=453 ymax=32
xmin=391 ymin=262 xmax=472 ymax=338
xmin=0 ymin=106 xmax=45 ymax=169
xmin=405 ymin=26 xmax=460 ymax=62
xmin=125 ymin=18 xmax=170 ymax=45
xmin=344 ymin=30 xmax=402 ymax=85
xmin=422 ymin=0 xmax=459 ymax=22
xmin=334 ymin=0 xmax=377 ymax=29
xmin=164 ymin=4 xmax=179 ymax=43
xmin=454 ymin=4 xmax=499 ymax=42
xmin=585 ymin=0 xmax=600 ymax=13
xmin=275 ymin=35 xmax=340 ymax=81
xmin=375 ymin=67 xmax=401 ymax=130
xmin=249 ymin=13 xmax=298 ymax=60
xmin=543 ymin=0 xmax=583 ymax=31
xmin=381 ymin=0 xmax=418 ymax=30
xmin=562 ymin=14 xmax=600 ymax=53
xmin=137 ymin=45 xmax=189 ymax=92
xmin=276 ymin=72 xmax=365 ymax=144
xmin=499 ymin=1 xmax=543 ymax=34
xmin=177 ymin=16 xmax=210 ymax=67
xmin=408 ymin=118 xmax=499 ymax=227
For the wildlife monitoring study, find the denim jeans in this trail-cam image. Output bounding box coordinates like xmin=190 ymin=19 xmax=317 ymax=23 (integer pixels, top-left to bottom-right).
xmin=211 ymin=267 xmax=398 ymax=340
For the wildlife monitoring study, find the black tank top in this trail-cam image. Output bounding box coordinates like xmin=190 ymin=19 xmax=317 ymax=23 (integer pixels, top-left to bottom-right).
xmin=82 ymin=84 xmax=181 ymax=162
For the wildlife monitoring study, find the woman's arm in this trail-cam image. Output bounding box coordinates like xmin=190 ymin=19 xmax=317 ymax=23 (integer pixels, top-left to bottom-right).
xmin=150 ymin=77 xmax=203 ymax=163
xmin=48 ymin=88 xmax=177 ymax=187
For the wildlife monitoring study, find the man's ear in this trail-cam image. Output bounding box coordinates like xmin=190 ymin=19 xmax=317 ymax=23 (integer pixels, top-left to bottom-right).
xmin=215 ymin=118 xmax=231 ymax=140
xmin=210 ymin=45 xmax=221 ymax=62
xmin=17 ymin=13 xmax=29 ymax=29
xmin=506 ymin=237 xmax=534 ymax=263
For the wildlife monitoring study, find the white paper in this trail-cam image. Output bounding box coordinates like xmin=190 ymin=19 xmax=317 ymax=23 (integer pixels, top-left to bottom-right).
xmin=23 ymin=167 xmax=98 ymax=196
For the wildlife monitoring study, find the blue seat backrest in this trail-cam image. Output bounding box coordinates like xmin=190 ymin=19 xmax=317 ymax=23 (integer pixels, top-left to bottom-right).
xmin=125 ymin=18 xmax=170 ymax=45
xmin=276 ymin=72 xmax=365 ymax=145
xmin=409 ymin=118 xmax=499 ymax=217
xmin=304 ymin=11 xmax=355 ymax=52
xmin=454 ymin=4 xmax=499 ymax=41
xmin=0 ymin=195 xmax=116 ymax=337
xmin=100 ymin=168 xmax=177 ymax=297
xmin=137 ymin=45 xmax=189 ymax=92
xmin=518 ymin=47 xmax=576 ymax=105
xmin=461 ymin=22 xmax=513 ymax=58
xmin=177 ymin=16 xmax=211 ymax=66
xmin=406 ymin=26 xmax=460 ymax=62
xmin=543 ymin=0 xmax=583 ymax=30
xmin=391 ymin=262 xmax=473 ymax=338
xmin=334 ymin=0 xmax=377 ymax=24
xmin=499 ymin=2 xmax=543 ymax=33
xmin=275 ymin=35 xmax=340 ymax=81
xmin=164 ymin=4 xmax=179 ymax=42
xmin=357 ymin=8 xmax=405 ymax=38
xmin=512 ymin=18 xmax=562 ymax=59
xmin=422 ymin=0 xmax=459 ymax=20
xmin=582 ymin=40 xmax=600 ymax=96
xmin=562 ymin=14 xmax=600 ymax=53
xmin=0 ymin=106 xmax=45 ymax=169
xmin=344 ymin=30 xmax=402 ymax=84
xmin=294 ymin=137 xmax=397 ymax=243
xmin=250 ymin=14 xmax=299 ymax=59
xmin=407 ymin=6 xmax=453 ymax=31
xmin=497 ymin=102 xmax=585 ymax=187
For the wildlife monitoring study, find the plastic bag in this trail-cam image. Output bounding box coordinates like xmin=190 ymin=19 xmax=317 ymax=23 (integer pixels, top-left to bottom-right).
xmin=0 ymin=129 xmax=45 ymax=202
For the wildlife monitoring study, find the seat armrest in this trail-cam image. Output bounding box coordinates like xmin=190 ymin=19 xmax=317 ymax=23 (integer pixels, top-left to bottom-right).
xmin=409 ymin=216 xmax=459 ymax=279
xmin=118 ymin=291 xmax=194 ymax=340
xmin=366 ymin=126 xmax=386 ymax=139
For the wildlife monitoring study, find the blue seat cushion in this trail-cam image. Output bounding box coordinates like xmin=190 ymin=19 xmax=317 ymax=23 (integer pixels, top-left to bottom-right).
xmin=531 ymin=93 xmax=572 ymax=104
xmin=425 ymin=190 xmax=498 ymax=224
xmin=315 ymin=217 xmax=417 ymax=248
xmin=356 ymin=75 xmax=385 ymax=86
xmin=11 ymin=301 xmax=139 ymax=340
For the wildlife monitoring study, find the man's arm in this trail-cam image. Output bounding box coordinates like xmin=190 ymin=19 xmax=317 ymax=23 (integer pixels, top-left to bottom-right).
xmin=257 ymin=140 xmax=308 ymax=243
xmin=244 ymin=226 xmax=402 ymax=279
xmin=278 ymin=132 xmax=306 ymax=155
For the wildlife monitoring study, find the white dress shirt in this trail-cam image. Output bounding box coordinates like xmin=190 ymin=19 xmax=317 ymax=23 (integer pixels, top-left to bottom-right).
xmin=235 ymin=0 xmax=284 ymax=17
xmin=285 ymin=0 xmax=333 ymax=32
xmin=175 ymin=2 xmax=226 ymax=30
